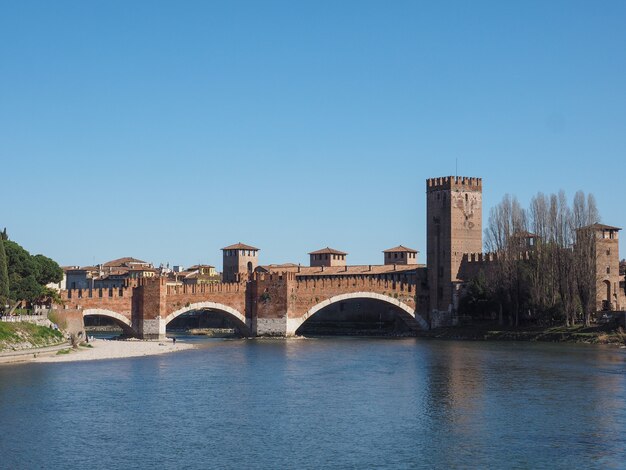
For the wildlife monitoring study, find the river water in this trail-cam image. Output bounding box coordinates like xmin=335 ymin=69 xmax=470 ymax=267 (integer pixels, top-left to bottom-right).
xmin=0 ymin=337 xmax=625 ymax=469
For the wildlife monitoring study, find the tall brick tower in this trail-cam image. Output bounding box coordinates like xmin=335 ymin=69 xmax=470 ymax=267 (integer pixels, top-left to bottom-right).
xmin=426 ymin=176 xmax=482 ymax=314
xmin=221 ymin=243 xmax=259 ymax=282
xmin=586 ymin=224 xmax=623 ymax=311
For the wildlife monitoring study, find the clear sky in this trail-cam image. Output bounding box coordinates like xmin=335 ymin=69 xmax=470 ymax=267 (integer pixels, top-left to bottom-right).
xmin=1 ymin=0 xmax=625 ymax=269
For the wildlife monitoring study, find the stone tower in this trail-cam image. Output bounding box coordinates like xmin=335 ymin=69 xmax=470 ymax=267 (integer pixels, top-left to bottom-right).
xmin=308 ymin=247 xmax=347 ymax=267
xmin=587 ymin=224 xmax=623 ymax=311
xmin=221 ymin=243 xmax=259 ymax=282
xmin=426 ymin=176 xmax=482 ymax=314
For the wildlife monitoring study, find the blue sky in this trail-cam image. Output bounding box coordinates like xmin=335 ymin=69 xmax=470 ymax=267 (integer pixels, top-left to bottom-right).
xmin=1 ymin=0 xmax=625 ymax=268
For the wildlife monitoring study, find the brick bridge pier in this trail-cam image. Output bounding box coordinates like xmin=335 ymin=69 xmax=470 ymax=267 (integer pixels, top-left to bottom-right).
xmin=58 ymin=272 xmax=429 ymax=339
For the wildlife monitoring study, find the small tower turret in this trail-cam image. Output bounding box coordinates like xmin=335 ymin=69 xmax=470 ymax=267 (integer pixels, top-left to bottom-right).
xmin=221 ymin=243 xmax=259 ymax=282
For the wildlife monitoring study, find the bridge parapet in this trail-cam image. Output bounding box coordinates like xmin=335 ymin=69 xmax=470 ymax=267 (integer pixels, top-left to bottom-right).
xmin=166 ymin=281 xmax=245 ymax=295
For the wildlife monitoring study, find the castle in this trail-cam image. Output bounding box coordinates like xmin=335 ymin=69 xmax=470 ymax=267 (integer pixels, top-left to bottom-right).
xmin=237 ymin=175 xmax=625 ymax=322
xmin=57 ymin=175 xmax=625 ymax=338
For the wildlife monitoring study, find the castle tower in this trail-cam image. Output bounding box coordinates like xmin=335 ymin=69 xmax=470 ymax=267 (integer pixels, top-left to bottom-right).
xmin=426 ymin=176 xmax=483 ymax=314
xmin=586 ymin=224 xmax=623 ymax=311
xmin=308 ymin=247 xmax=347 ymax=267
xmin=383 ymin=245 xmax=418 ymax=265
xmin=221 ymin=243 xmax=259 ymax=282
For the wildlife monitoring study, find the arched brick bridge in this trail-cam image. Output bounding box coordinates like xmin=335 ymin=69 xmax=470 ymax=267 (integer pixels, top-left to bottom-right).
xmin=58 ymin=272 xmax=429 ymax=339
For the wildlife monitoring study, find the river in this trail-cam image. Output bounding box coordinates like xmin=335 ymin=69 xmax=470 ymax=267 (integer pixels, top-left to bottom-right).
xmin=0 ymin=337 xmax=625 ymax=469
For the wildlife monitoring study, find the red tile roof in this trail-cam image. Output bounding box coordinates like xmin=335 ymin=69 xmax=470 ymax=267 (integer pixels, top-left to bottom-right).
xmin=382 ymin=245 xmax=418 ymax=253
xmin=221 ymin=243 xmax=259 ymax=251
xmin=308 ymin=247 xmax=348 ymax=255
xmin=103 ymin=257 xmax=149 ymax=267
xmin=582 ymin=223 xmax=621 ymax=231
xmin=260 ymin=264 xmax=423 ymax=276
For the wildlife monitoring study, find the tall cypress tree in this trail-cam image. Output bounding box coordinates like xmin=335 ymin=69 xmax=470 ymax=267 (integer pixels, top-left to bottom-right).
xmin=0 ymin=238 xmax=9 ymax=308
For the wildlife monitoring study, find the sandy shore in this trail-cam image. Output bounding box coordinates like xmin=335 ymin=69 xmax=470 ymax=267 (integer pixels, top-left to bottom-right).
xmin=22 ymin=338 xmax=195 ymax=363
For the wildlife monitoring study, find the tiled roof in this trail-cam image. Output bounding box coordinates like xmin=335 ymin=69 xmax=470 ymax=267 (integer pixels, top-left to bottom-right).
xmin=582 ymin=223 xmax=621 ymax=231
xmin=221 ymin=243 xmax=259 ymax=251
xmin=383 ymin=245 xmax=418 ymax=253
xmin=261 ymin=264 xmax=423 ymax=276
xmin=103 ymin=257 xmax=149 ymax=267
xmin=308 ymin=247 xmax=348 ymax=255
xmin=187 ymin=264 xmax=215 ymax=270
xmin=66 ymin=266 xmax=99 ymax=272
xmin=511 ymin=231 xmax=539 ymax=239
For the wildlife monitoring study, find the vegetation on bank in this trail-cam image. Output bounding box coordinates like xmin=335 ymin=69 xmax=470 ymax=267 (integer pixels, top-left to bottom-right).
xmin=0 ymin=322 xmax=65 ymax=351
xmin=428 ymin=323 xmax=626 ymax=346
xmin=0 ymin=228 xmax=63 ymax=313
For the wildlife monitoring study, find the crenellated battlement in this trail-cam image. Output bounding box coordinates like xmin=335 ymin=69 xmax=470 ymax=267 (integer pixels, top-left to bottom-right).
xmin=463 ymin=252 xmax=499 ymax=263
xmin=462 ymin=251 xmax=532 ymax=264
xmin=166 ymin=282 xmax=243 ymax=295
xmin=426 ymin=176 xmax=482 ymax=192
xmin=295 ymin=273 xmax=418 ymax=293
xmin=252 ymin=271 xmax=298 ymax=282
xmin=61 ymin=285 xmax=133 ymax=300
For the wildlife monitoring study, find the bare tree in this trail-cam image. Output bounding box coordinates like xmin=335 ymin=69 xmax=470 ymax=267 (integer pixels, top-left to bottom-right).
xmin=486 ymin=195 xmax=528 ymax=326
xmin=572 ymin=191 xmax=600 ymax=326
xmin=483 ymin=190 xmax=600 ymax=327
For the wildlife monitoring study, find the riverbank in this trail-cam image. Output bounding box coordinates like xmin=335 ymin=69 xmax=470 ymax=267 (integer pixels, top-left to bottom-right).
xmin=0 ymin=321 xmax=65 ymax=352
xmin=425 ymin=323 xmax=626 ymax=347
xmin=0 ymin=338 xmax=195 ymax=364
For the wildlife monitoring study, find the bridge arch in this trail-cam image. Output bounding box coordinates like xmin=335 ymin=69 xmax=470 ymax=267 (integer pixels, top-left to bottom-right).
xmin=164 ymin=302 xmax=250 ymax=336
xmin=294 ymin=292 xmax=429 ymax=333
xmin=82 ymin=308 xmax=136 ymax=336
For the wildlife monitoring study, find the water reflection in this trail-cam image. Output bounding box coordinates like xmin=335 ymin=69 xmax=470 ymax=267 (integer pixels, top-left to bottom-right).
xmin=0 ymin=339 xmax=624 ymax=469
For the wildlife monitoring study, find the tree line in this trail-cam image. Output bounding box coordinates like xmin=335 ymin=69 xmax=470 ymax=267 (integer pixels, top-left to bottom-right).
xmin=0 ymin=228 xmax=63 ymax=313
xmin=459 ymin=191 xmax=601 ymax=327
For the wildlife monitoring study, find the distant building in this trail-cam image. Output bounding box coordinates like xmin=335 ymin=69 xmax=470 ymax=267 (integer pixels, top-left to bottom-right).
xmin=46 ymin=269 xmax=68 ymax=292
xmin=309 ymin=247 xmax=347 ymax=268
xmin=65 ymin=266 xmax=100 ymax=289
xmin=383 ymin=246 xmax=418 ymax=265
xmin=103 ymin=257 xmax=152 ymax=270
xmin=182 ymin=265 xmax=220 ymax=285
xmin=222 ymin=243 xmax=259 ymax=282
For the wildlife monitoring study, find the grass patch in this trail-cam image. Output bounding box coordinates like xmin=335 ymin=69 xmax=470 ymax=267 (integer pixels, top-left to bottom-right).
xmin=0 ymin=322 xmax=65 ymax=351
xmin=56 ymin=348 xmax=72 ymax=355
xmin=0 ymin=323 xmax=21 ymax=342
xmin=47 ymin=310 xmax=68 ymax=330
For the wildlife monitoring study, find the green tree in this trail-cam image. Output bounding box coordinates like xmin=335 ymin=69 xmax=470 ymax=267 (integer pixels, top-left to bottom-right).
xmin=33 ymin=254 xmax=63 ymax=285
xmin=0 ymin=239 xmax=9 ymax=309
xmin=3 ymin=239 xmax=63 ymax=304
